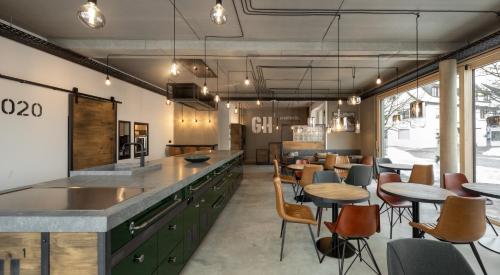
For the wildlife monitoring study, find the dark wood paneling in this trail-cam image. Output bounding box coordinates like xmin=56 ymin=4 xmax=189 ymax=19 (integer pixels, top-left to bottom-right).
xmin=71 ymin=96 xmax=117 ymax=170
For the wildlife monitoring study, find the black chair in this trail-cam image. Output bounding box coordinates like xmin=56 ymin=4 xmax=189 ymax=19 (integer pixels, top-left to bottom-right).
xmin=374 ymin=157 xmax=395 ymax=177
xmin=387 ymin=239 xmax=475 ymax=275
xmin=312 ymin=171 xmax=341 ymax=237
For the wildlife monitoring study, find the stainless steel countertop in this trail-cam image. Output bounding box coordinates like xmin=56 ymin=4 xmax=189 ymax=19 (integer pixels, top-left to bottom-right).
xmin=0 ymin=150 xmax=243 ymax=232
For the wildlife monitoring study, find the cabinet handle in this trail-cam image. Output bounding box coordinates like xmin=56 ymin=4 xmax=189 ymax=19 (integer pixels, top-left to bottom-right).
xmin=168 ymin=224 xmax=177 ymax=231
xmin=134 ymin=254 xmax=145 ymax=263
xmin=168 ymin=256 xmax=177 ymax=263
xmin=129 ymin=198 xmax=182 ymax=235
xmin=195 ymin=203 xmax=200 ymax=208
xmin=189 ymin=177 xmax=211 ymax=192
xmin=201 ymin=199 xmax=206 ymax=203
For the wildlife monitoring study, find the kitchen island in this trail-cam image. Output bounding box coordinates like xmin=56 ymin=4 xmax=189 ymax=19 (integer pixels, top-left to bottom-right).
xmin=0 ymin=150 xmax=243 ymax=275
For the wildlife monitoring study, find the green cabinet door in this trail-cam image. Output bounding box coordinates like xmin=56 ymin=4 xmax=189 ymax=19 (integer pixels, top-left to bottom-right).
xmin=158 ymin=213 xmax=184 ymax=263
xmin=158 ymin=240 xmax=184 ymax=275
xmin=183 ymin=198 xmax=200 ymax=260
xmin=112 ymin=234 xmax=158 ymax=275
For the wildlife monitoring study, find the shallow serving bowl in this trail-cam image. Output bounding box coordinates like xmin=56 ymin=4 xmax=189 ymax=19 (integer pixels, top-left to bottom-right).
xmin=184 ymin=155 xmax=211 ymax=163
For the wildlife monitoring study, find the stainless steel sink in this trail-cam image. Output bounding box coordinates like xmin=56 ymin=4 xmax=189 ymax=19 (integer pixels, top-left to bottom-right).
xmin=70 ymin=162 xmax=162 ymax=176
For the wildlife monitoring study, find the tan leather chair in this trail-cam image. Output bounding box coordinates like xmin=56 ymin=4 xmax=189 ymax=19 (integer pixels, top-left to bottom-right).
xmin=335 ymin=155 xmax=350 ymax=179
xmin=409 ymin=164 xmax=434 ymax=185
xmin=272 ymin=177 xmax=321 ymax=262
xmin=273 ymin=159 xmax=297 ymax=196
xmin=323 ymin=154 xmax=338 ymax=170
xmin=409 ymin=196 xmax=488 ymax=275
xmin=297 ymin=164 xmax=323 ymax=204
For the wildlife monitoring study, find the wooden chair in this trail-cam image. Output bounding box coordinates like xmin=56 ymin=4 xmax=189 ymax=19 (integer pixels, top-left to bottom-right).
xmin=443 ymin=173 xmax=498 ymax=236
xmin=324 ymin=154 xmax=338 ymax=170
xmin=335 ymin=156 xmax=350 ymax=179
xmin=408 ymin=164 xmax=434 ymax=185
xmin=298 ymin=164 xmax=323 ymax=203
xmin=323 ymin=205 xmax=382 ymax=274
xmin=409 ymin=196 xmax=488 ymax=275
xmin=272 ymin=177 xmax=321 ymax=262
xmin=377 ymin=173 xmax=412 ymax=239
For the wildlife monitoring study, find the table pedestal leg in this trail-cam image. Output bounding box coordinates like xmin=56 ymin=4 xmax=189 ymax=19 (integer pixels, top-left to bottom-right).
xmin=316 ymin=203 xmax=355 ymax=258
xmin=412 ymin=201 xmax=421 ymax=238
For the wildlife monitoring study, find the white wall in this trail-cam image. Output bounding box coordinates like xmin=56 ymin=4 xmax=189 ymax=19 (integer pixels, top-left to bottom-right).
xmin=0 ymin=36 xmax=174 ymax=190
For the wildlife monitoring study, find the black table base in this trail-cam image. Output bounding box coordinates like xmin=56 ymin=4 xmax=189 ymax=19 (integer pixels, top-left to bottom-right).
xmin=294 ymin=195 xmax=312 ymax=203
xmin=316 ymin=237 xmax=355 ymax=258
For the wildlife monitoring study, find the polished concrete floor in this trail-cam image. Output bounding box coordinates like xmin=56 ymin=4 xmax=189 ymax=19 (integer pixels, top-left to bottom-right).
xmin=182 ymin=165 xmax=500 ymax=275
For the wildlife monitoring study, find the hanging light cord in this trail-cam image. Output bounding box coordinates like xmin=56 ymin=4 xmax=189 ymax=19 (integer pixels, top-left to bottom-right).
xmin=106 ymin=55 xmax=109 ymax=77
xmin=245 ymin=56 xmax=248 ymax=78
xmin=173 ymin=0 xmax=176 ymax=63
xmin=416 ymin=13 xmax=420 ymax=99
xmin=216 ymin=59 xmax=219 ymax=93
xmin=337 ymin=15 xmax=341 ymax=103
xmin=352 ymin=67 xmax=355 ymax=90
xmin=377 ymin=55 xmax=380 ymax=78
xmin=310 ymin=66 xmax=313 ymax=107
xmin=204 ymin=37 xmax=207 ymax=85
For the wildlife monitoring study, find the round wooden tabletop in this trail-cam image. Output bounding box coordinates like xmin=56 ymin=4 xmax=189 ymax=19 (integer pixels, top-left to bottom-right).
xmin=304 ymin=183 xmax=370 ymax=204
xmin=378 ymin=163 xmax=414 ymax=171
xmin=463 ymin=183 xmax=500 ymax=199
xmin=334 ymin=163 xmax=359 ymax=170
xmin=287 ymin=164 xmax=305 ymax=170
xmin=381 ymin=182 xmax=456 ymax=203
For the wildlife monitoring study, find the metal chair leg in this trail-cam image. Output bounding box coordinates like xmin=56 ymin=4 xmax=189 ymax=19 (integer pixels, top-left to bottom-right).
xmin=280 ymin=221 xmax=287 ymax=261
xmin=486 ymin=216 xmax=499 ymax=236
xmin=340 ymin=239 xmax=347 ymax=275
xmin=307 ymin=224 xmax=322 ymax=263
xmin=362 ymin=238 xmax=382 ymax=275
xmin=470 ymin=242 xmax=488 ymax=275
xmin=357 ymin=239 xmax=362 ymax=262
xmin=390 ymin=208 xmax=394 ymax=239
xmin=280 ymin=219 xmax=285 ymax=238
xmin=317 ymin=208 xmax=323 ymax=237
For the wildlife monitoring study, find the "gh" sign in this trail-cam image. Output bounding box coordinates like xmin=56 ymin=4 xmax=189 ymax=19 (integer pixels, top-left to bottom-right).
xmin=252 ymin=116 xmax=273 ymax=134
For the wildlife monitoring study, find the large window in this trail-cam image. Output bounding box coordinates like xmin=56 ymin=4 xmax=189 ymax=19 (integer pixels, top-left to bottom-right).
xmin=474 ymin=61 xmax=500 ymax=184
xmin=381 ymin=81 xmax=441 ymax=182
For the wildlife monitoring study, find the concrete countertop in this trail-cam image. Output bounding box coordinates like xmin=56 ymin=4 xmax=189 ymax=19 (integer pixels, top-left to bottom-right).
xmin=0 ymin=150 xmax=243 ymax=233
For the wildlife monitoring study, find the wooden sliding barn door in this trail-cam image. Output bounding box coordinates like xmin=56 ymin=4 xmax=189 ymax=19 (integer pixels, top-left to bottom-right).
xmin=70 ymin=96 xmax=117 ymax=170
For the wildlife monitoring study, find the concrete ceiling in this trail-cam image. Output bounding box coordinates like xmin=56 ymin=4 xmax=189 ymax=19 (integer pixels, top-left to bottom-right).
xmin=0 ymin=0 xmax=499 ymax=101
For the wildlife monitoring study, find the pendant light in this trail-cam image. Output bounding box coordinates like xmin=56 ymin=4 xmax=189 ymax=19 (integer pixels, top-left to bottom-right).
xmin=77 ymin=0 xmax=105 ymax=29
xmin=376 ymin=55 xmax=382 ymax=85
xmin=234 ymin=105 xmax=238 ymax=114
xmin=203 ymin=39 xmax=209 ymax=95
xmin=104 ymin=55 xmax=111 ymax=86
xmin=410 ymin=14 xmax=425 ymax=128
xmin=165 ymin=83 xmax=172 ymax=105
xmin=226 ymin=75 xmax=231 ymax=109
xmin=170 ymin=0 xmax=179 ymax=76
xmin=208 ymin=110 xmax=212 ymax=123
xmin=214 ymin=60 xmax=220 ymax=103
xmin=194 ymin=110 xmax=198 ymax=123
xmin=256 ymin=99 xmax=261 ymax=106
xmin=275 ymin=100 xmax=280 ymax=130
xmin=347 ymin=68 xmax=361 ymax=105
xmin=307 ymin=67 xmax=316 ymax=128
xmin=210 ymin=0 xmax=227 ymax=25
xmin=244 ymin=56 xmax=250 ymax=86
xmin=337 ymin=16 xmax=343 ymax=107
xmin=181 ymin=105 xmax=184 ymax=123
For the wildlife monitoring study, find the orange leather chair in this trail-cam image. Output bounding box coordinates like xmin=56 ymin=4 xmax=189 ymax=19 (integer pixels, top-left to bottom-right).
xmin=409 ymin=196 xmax=488 ymax=275
xmin=408 ymin=164 xmax=434 ymax=185
xmin=360 ymin=155 xmax=374 ymax=166
xmin=323 ymin=205 xmax=381 ymax=274
xmin=273 ymin=159 xmax=297 ymax=195
xmin=297 ymin=164 xmax=323 ymax=203
xmin=323 ymin=154 xmax=338 ymax=170
xmin=377 ymin=172 xmax=412 ymax=239
xmin=335 ymin=155 xmax=350 ymax=179
xmin=272 ymin=177 xmax=321 ymax=262
xmin=443 ymin=173 xmax=498 ymax=236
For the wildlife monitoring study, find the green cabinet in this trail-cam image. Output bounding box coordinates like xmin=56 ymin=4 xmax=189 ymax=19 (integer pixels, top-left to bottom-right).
xmin=112 ymin=235 xmax=158 ymax=275
xmin=183 ymin=198 xmax=200 ymax=260
xmin=158 ymin=213 xmax=184 ymax=263
xmin=157 ymin=240 xmax=184 ymax=275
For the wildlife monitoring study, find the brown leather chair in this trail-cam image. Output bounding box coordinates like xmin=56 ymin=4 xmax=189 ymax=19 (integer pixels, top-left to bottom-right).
xmin=323 ymin=154 xmax=338 ymax=170
xmin=409 ymin=196 xmax=488 ymax=275
xmin=377 ymin=172 xmax=412 ymax=239
xmin=294 ymin=159 xmax=309 ymax=180
xmin=360 ymin=155 xmax=374 ymax=166
xmin=408 ymin=164 xmax=434 ymax=185
xmin=272 ymin=177 xmax=321 ymax=262
xmin=323 ymin=205 xmax=381 ymax=274
xmin=273 ymin=159 xmax=297 ymax=195
xmin=297 ymin=164 xmax=323 ymax=203
xmin=335 ymin=155 xmax=350 ymax=179
xmin=443 ymin=173 xmax=498 ymax=236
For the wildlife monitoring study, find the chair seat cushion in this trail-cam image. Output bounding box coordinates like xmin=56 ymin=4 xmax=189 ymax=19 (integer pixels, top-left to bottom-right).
xmin=284 ymin=203 xmax=316 ymax=224
xmin=378 ymin=192 xmax=412 ymax=208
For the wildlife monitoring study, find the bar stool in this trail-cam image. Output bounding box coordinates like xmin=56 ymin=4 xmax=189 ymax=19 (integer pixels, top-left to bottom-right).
xmin=323 ymin=205 xmax=382 ymax=275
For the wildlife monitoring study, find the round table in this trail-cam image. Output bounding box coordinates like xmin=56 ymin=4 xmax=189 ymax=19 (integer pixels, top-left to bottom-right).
xmin=333 ymin=163 xmax=360 ymax=170
xmin=304 ymin=183 xmax=370 ymax=259
xmin=463 ymin=183 xmax=500 ymax=254
xmin=381 ymin=182 xmax=456 ymax=238
xmin=349 ymin=155 xmax=363 ymax=163
xmin=378 ymin=163 xmax=414 ymax=174
xmin=287 ymin=164 xmax=305 ymax=171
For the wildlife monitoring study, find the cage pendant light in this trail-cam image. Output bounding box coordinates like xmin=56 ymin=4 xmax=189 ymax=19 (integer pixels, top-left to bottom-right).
xmin=347 ymin=68 xmax=361 ymax=105
xmin=410 ymin=14 xmax=425 ymax=128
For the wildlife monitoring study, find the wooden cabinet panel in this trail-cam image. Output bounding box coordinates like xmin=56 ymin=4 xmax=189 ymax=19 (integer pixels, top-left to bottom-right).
xmin=50 ymin=233 xmax=98 ymax=275
xmin=0 ymin=233 xmax=40 ymax=275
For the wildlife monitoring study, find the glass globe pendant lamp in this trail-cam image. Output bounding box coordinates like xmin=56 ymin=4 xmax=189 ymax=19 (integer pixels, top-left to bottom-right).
xmin=77 ymin=0 xmax=105 ymax=29
xmin=210 ymin=0 xmax=227 ymax=25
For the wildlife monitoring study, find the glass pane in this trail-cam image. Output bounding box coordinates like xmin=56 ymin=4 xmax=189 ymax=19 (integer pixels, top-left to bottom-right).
xmin=381 ymin=81 xmax=441 ymax=183
xmin=474 ymin=60 xmax=500 ymax=184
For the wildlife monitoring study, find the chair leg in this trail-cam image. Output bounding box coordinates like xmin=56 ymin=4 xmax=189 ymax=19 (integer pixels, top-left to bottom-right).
xmin=362 ymin=238 xmax=382 ymax=275
xmin=307 ymin=224 xmax=322 ymax=263
xmin=340 ymin=238 xmax=347 ymax=275
xmin=486 ymin=216 xmax=499 ymax=236
xmin=317 ymin=208 xmax=323 ymax=237
xmin=398 ymin=208 xmax=402 ymax=224
xmin=433 ymin=203 xmax=439 ymax=211
xmin=470 ymin=242 xmax=488 ymax=275
xmin=390 ymin=208 xmax=394 ymax=239
xmin=357 ymin=239 xmax=362 ymax=262
xmin=280 ymin=219 xmax=285 ymax=238
xmin=280 ymin=221 xmax=287 ymax=261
